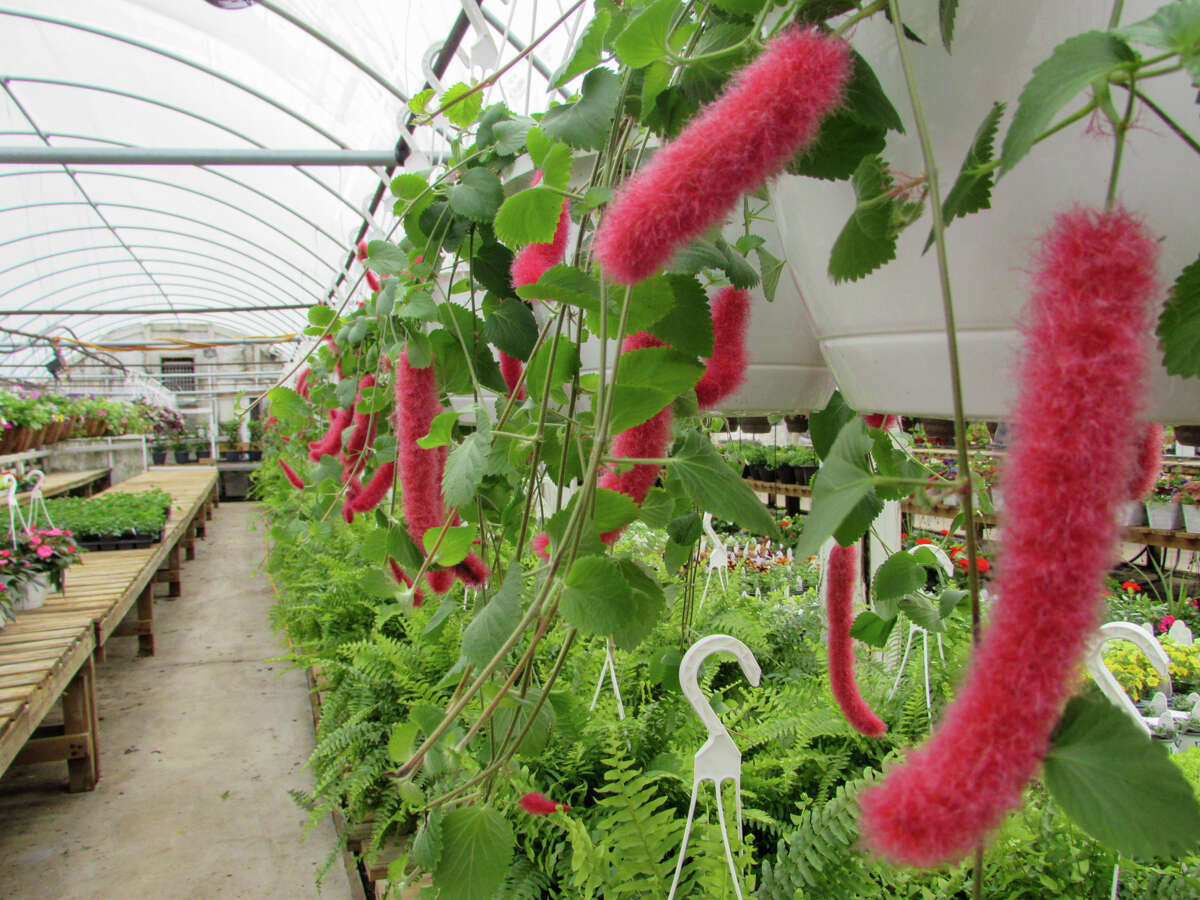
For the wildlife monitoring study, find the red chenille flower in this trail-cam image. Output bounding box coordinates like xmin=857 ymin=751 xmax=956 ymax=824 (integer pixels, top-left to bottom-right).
xmin=1126 ymin=423 xmax=1163 ymax=501
xmin=694 ymin=287 xmax=751 ymax=409
xmin=825 ymin=543 xmax=887 ymax=738
xmin=594 ymin=27 xmax=850 ymax=285
xmin=278 ymin=459 xmax=305 ymax=490
xmin=859 ymin=207 xmax=1160 ymax=867
xmin=520 ymin=792 xmax=569 ymax=815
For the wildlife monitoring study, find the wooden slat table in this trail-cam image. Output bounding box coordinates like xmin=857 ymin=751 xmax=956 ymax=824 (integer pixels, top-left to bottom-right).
xmin=0 ymin=618 xmax=98 ymax=792
xmin=14 ymin=468 xmax=111 ymax=503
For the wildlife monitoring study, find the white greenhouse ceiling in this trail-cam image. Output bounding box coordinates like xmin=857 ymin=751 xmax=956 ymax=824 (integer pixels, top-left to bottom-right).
xmin=0 ymin=0 xmax=587 ymax=376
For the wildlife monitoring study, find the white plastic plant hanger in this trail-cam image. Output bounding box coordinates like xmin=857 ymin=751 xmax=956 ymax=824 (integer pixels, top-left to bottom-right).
xmin=24 ymin=470 xmax=53 ymax=532
xmin=699 ymin=512 xmax=729 ymax=611
xmin=3 ymin=473 xmax=29 ymax=548
xmin=588 ymin=637 xmax=625 ymax=721
xmin=886 ymin=544 xmax=952 ymax=719
xmin=1085 ymin=620 xmax=1186 ymax=740
xmin=667 ymin=634 xmax=761 ymax=900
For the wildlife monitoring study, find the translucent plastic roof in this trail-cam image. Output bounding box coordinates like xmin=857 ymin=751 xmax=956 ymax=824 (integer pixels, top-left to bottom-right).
xmin=0 ymin=0 xmax=587 ymax=375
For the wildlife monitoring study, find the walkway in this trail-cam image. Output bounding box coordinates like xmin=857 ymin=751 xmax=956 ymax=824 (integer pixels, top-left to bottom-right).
xmin=0 ymin=502 xmax=351 ymax=899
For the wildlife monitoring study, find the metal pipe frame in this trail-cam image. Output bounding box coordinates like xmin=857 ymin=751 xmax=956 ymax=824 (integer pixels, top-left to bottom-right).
xmin=0 ymin=81 xmax=178 ymax=317
xmin=0 ymin=226 xmax=323 ymax=301
xmin=0 ymin=145 xmax=399 ymax=166
xmin=0 ymin=305 xmax=307 ymax=316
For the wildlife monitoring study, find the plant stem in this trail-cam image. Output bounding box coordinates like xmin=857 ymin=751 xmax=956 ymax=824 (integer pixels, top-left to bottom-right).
xmin=1105 ymin=73 xmax=1137 ymax=211
xmin=1122 ymin=84 xmax=1200 ymax=156
xmin=887 ymin=1 xmax=985 ymax=894
xmin=836 ymin=0 xmax=888 ymax=37
xmin=1108 ymin=0 xmax=1125 ymax=28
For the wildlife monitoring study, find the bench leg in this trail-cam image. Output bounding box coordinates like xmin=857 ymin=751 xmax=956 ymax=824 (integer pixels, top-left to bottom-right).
xmin=137 ymin=583 xmax=155 ymax=657
xmin=184 ymin=535 xmax=196 ymax=561
xmin=167 ymin=545 xmax=182 ymax=598
xmin=64 ymin=657 xmax=98 ymax=792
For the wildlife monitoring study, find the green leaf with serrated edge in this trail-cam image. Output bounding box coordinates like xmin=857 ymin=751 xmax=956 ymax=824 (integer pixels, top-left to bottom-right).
xmin=939 ymin=0 xmax=958 ymax=51
xmin=668 ymin=237 xmax=727 ymax=275
xmin=470 ymin=241 xmax=516 ymax=298
xmin=391 ymin=172 xmax=428 ymax=200
xmin=590 ymin=273 xmax=677 ymax=336
xmin=356 ymin=386 xmax=391 ymax=415
xmin=360 ymin=567 xmax=399 ymax=598
xmin=409 ymin=87 xmax=435 ymax=116
xmin=872 ymin=552 xmax=926 ymax=603
xmin=561 ymin=555 xmax=634 ymax=637
xmin=307 ymin=305 xmax=336 ymax=328
xmin=267 ymin=386 xmax=308 ymax=423
xmin=850 ymin=611 xmax=896 ymax=648
xmin=667 ymin=511 xmax=702 ymax=546
xmin=753 ymin=245 xmax=785 ymax=303
xmin=671 ymin=430 xmax=780 ymax=538
xmin=550 ymin=8 xmax=611 ymax=88
xmin=492 ymin=120 xmax=530 ymax=156
xmin=1157 ymin=255 xmax=1200 ymax=378
xmin=388 ymin=720 xmax=420 ymax=765
xmin=540 ymin=142 xmax=573 ymax=191
xmin=422 ymin=522 xmax=476 ymax=568
xmin=612 ymin=558 xmax=666 ymax=650
xmin=525 ymin=125 xmax=552 ymax=168
xmin=710 ymin=0 xmax=766 ymax=16
xmin=460 ymin=562 xmax=523 ymax=669
xmin=1000 ymin=32 xmax=1137 ymax=174
xmin=679 ymin=24 xmax=751 ymax=106
xmin=809 ymin=390 xmax=856 ymax=460
xmin=593 ymin=487 xmax=641 ymax=533
xmin=829 ymin=155 xmax=898 ymax=283
xmin=442 ymin=432 xmax=489 ymax=509
xmin=640 ymin=487 xmax=674 ymax=529
xmin=715 ymin=238 xmax=760 ymax=288
xmin=641 ymin=60 xmax=674 ymax=122
xmin=484 ymin=300 xmax=538 ymax=361
xmin=494 ymin=187 xmax=563 ymax=247
xmin=440 ymin=82 xmax=484 ymax=130
xmin=375 ymin=281 xmax=398 ymax=316
xmin=516 ymin=264 xmax=601 ymax=312
xmin=939 ymin=588 xmax=968 ymax=617
xmin=795 ymin=419 xmax=877 ymax=558
xmin=608 ymin=347 xmax=704 ymax=433
xmin=790 ymin=113 xmax=887 ymax=182
xmin=542 ymin=68 xmax=621 ymax=150
xmin=649 ymin=274 xmax=713 ymax=357
xmin=581 ymin=185 xmax=614 ymax=209
xmin=367 ymin=239 xmax=411 ymax=276
xmin=412 ymin=809 xmax=444 ymax=871
xmin=898 ymin=593 xmax=944 ymax=632
xmin=526 ymin=336 xmax=579 ymax=403
xmin=614 ymin=0 xmax=675 ymax=68
xmin=1120 ymin=1 xmax=1200 ymax=63
xmin=418 ymin=410 xmax=459 ymax=449
xmin=447 ymin=167 xmax=504 ymax=223
xmin=473 ymin=102 xmax=509 ymax=150
xmin=925 ymin=101 xmax=1005 ymax=252
xmin=842 ymin=50 xmax=905 ymax=133
xmin=1045 ymin=689 xmax=1200 ymax=858
xmin=434 ymin=806 xmax=514 ymax=900
xmin=664 ymin=539 xmax=694 ymax=576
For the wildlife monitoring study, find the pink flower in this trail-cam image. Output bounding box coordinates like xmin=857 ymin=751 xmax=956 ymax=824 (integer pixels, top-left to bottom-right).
xmin=860 ymin=208 xmax=1160 ymax=867
xmin=279 ymin=460 xmax=305 ymax=490
xmin=694 ymin=287 xmax=751 ymax=410
xmin=826 ymin=543 xmax=887 ymax=737
xmin=594 ymin=27 xmax=850 ymax=284
xmin=519 ymin=792 xmax=569 ymax=815
xmin=1159 ymin=614 xmax=1178 ymax=633
xmin=35 ymin=544 xmax=53 ymax=558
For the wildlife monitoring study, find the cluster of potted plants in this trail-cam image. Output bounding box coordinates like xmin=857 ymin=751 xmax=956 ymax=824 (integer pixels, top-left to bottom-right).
xmin=0 ymin=391 xmax=162 ymax=455
xmin=40 ymin=489 xmax=171 ymax=551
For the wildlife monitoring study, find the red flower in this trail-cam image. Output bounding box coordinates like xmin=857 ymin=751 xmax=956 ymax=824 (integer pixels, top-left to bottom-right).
xmin=1159 ymin=614 xmax=1177 ymax=633
xmin=955 ymin=556 xmax=990 ymax=574
xmin=693 ymin=287 xmax=751 ymax=409
xmin=365 ymin=270 xmax=382 ymax=292
xmin=826 ymin=543 xmax=887 ymax=738
xmin=356 ymin=239 xmax=368 ymax=261
xmin=1119 ymin=580 xmax=1140 ymax=592
xmin=279 ymin=460 xmax=305 ymax=490
xmin=914 ymin=538 xmax=932 ymax=545
xmin=520 ymin=792 xmax=569 ymax=815
xmin=938 ymin=529 xmax=950 ymax=536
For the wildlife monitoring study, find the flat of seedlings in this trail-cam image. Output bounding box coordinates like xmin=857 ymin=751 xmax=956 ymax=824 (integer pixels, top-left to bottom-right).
xmin=0 ymin=616 xmax=96 ymax=790
xmin=15 ymin=467 xmax=111 ymax=502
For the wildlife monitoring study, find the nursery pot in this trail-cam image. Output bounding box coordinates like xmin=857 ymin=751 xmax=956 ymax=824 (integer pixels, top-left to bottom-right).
xmin=1145 ymin=501 xmax=1184 ymax=531
xmin=14 ymin=573 xmax=50 ymax=611
xmin=917 ymin=418 xmax=956 ymax=445
xmin=173 ymin=451 xmax=192 ymax=464
xmin=1184 ymin=504 xmax=1200 ymax=535
xmin=784 ymin=414 xmax=808 ymax=434
xmin=779 ymin=465 xmax=798 ymax=485
xmin=740 ymin=416 xmax=770 ymax=434
xmin=768 ymin=1 xmax=1200 ymax=421
xmin=151 ymin=451 xmax=167 ymax=465
xmin=1175 ymin=426 xmax=1200 ymax=448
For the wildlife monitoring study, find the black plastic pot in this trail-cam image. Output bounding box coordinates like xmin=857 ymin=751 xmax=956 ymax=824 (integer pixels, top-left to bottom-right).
xmin=221 ymin=450 xmax=242 ymax=462
xmin=918 ymin=417 xmax=956 ymax=445
xmin=784 ymin=414 xmax=808 ymax=434
xmin=173 ymin=451 xmax=192 ymax=464
xmin=796 ymin=464 xmax=820 ymax=486
xmin=740 ymin=416 xmax=770 ymax=434
xmin=151 ymin=451 xmax=167 ymax=465
xmin=246 ymin=450 xmax=263 ymax=462
xmin=779 ymin=465 xmax=798 ymax=485
xmin=1176 ymin=425 xmax=1200 ymax=447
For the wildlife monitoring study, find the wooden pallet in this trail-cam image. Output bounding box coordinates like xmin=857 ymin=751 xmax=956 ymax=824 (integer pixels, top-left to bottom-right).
xmin=15 ymin=467 xmax=111 ymax=503
xmin=0 ymin=618 xmax=98 ymax=791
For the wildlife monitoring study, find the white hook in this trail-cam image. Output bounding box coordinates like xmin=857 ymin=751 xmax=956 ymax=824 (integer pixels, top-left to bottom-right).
xmin=1085 ymin=621 xmax=1173 ymax=738
xmin=699 ymin=512 xmax=729 ymax=611
xmin=668 ymin=634 xmax=760 ymax=900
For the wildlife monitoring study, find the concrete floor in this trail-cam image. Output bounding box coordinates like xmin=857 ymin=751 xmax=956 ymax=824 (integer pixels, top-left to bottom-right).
xmin=0 ymin=502 xmax=353 ymax=900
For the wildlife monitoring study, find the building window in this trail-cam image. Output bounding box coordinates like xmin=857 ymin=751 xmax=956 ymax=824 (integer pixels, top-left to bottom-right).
xmin=160 ymin=357 xmax=196 ymax=394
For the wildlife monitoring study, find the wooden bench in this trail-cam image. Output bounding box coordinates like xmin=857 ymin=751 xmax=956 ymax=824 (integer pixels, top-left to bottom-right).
xmin=0 ymin=618 xmax=98 ymax=792
xmin=15 ymin=467 xmax=112 ymax=502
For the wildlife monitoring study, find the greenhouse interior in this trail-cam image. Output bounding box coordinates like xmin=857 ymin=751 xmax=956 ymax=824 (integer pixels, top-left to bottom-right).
xmin=2 ymin=1 xmax=1200 ymax=897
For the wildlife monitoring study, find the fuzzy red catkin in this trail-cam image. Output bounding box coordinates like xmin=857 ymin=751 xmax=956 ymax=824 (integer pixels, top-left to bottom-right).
xmin=308 ymin=407 xmax=352 ymax=462
xmin=394 ymin=351 xmax=490 ymax=592
xmin=531 ymin=531 xmax=550 ymax=561
xmin=296 ymin=367 xmax=310 ymax=400
xmin=356 ymin=239 xmax=368 ymax=261
xmin=594 ymin=27 xmax=850 ymax=285
xmin=349 ymin=461 xmax=396 ymax=514
xmin=1127 ymin=422 xmax=1163 ymax=501
xmin=520 ymin=792 xmax=570 ymax=815
xmin=388 ymin=557 xmax=425 ymax=608
xmin=859 ymin=207 xmax=1160 ymax=866
xmin=862 ymin=414 xmax=900 ymax=431
xmin=825 ymin=543 xmax=887 ymax=738
xmin=278 ymin=459 xmax=305 ymax=490
xmin=365 ymin=270 xmax=381 ymax=293
xmin=510 ymin=170 xmax=570 ymax=288
xmin=455 ymin=552 xmax=491 ymax=588
xmin=694 ymin=287 xmax=751 ymax=409
xmin=499 ymin=352 xmax=526 ymax=401
xmin=343 ymin=375 xmax=378 ymax=483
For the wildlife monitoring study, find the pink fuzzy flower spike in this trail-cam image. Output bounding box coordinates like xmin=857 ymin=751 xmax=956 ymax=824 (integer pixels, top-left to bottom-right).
xmin=510 ymin=170 xmax=570 ymax=288
xmin=594 ymin=27 xmax=850 ymax=285
xmin=520 ymin=792 xmax=570 ymax=815
xmin=1127 ymin=422 xmax=1163 ymax=502
xmin=499 ymin=352 xmax=526 ymax=401
xmin=862 ymin=414 xmax=900 ymax=431
xmin=825 ymin=543 xmax=886 ymax=738
xmin=356 ymin=239 xmax=368 ymax=261
xmin=694 ymin=287 xmax=750 ymax=410
xmin=531 ymin=531 xmax=550 ymax=561
xmin=859 ymin=207 xmax=1159 ymax=867
xmin=278 ymin=459 xmax=305 ymax=490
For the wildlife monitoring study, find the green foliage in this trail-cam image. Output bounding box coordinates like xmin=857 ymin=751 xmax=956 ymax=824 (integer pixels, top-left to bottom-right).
xmin=42 ymin=488 xmax=172 ymax=538
xmin=1158 ymin=255 xmax=1200 ymax=379
xmin=828 ymin=155 xmax=899 ymax=283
